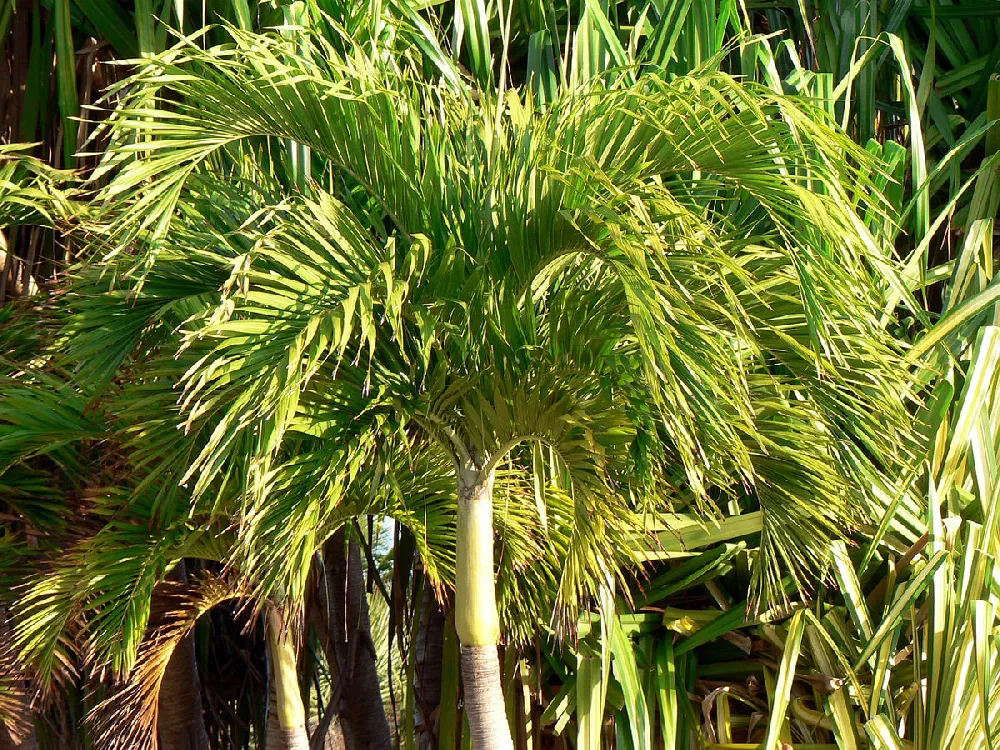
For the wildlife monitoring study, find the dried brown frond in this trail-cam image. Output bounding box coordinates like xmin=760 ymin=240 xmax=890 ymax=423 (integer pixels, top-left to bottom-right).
xmin=0 ymin=606 xmax=34 ymax=741
xmin=88 ymin=573 xmax=250 ymax=750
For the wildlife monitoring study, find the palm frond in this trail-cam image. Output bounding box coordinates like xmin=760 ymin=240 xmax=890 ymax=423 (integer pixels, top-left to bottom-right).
xmin=89 ymin=573 xmax=249 ymax=750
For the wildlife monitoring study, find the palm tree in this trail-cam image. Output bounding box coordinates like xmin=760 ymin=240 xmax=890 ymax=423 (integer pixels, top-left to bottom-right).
xmin=43 ymin=17 xmax=916 ymax=746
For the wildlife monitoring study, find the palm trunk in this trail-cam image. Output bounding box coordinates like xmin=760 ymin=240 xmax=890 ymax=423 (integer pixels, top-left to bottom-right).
xmin=266 ymin=609 xmax=310 ymax=750
xmin=454 ymin=470 xmax=513 ymax=750
xmin=158 ymin=629 xmax=211 ymax=750
xmin=414 ymin=577 xmax=445 ymax=750
xmin=308 ymin=702 xmax=347 ymax=750
xmin=157 ymin=562 xmax=211 ymax=750
xmin=320 ymin=530 xmax=392 ymax=749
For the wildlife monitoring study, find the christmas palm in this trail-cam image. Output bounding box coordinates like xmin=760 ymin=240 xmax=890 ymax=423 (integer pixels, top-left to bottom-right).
xmin=36 ymin=22 xmax=915 ymax=747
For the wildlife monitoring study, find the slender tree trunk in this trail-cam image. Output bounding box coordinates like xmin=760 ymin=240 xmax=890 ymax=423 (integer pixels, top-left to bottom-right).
xmin=268 ymin=678 xmax=347 ymax=750
xmin=414 ymin=577 xmax=445 ymax=750
xmin=308 ymin=703 xmax=347 ymax=750
xmin=266 ymin=609 xmax=310 ymax=750
xmin=157 ymin=562 xmax=211 ymax=750
xmin=158 ymin=629 xmax=211 ymax=750
xmin=306 ymin=553 xmax=348 ymax=750
xmin=321 ymin=530 xmax=393 ymax=749
xmin=454 ymin=469 xmax=513 ymax=750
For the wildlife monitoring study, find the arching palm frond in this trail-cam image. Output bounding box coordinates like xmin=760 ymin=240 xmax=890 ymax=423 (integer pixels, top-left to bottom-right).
xmin=88 ymin=573 xmax=249 ymax=750
xmin=0 ymin=145 xmax=77 ymax=299
xmin=14 ymin=513 xmax=194 ymax=679
xmin=0 ymin=144 xmax=75 ymax=230
xmin=0 ymin=306 xmax=101 ymax=694
xmin=56 ymin=20 xmax=916 ymax=657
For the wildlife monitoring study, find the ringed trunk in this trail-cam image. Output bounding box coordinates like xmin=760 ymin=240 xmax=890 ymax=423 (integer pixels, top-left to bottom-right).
xmin=454 ymin=471 xmax=513 ymax=750
xmin=265 ymin=609 xmax=310 ymax=750
xmin=157 ymin=628 xmax=211 ymax=750
xmin=319 ymin=530 xmax=393 ymax=749
xmin=414 ymin=577 xmax=445 ymax=750
xmin=157 ymin=561 xmax=211 ymax=750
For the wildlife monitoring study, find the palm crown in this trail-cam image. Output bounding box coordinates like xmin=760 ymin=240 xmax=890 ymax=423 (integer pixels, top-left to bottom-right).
xmin=11 ymin=22 xmax=917 ymax=747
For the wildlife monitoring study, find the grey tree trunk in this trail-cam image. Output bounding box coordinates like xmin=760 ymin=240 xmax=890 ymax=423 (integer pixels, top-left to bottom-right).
xmin=158 ymin=629 xmax=211 ymax=750
xmin=460 ymin=645 xmax=512 ymax=750
xmin=265 ymin=679 xmax=312 ymax=750
xmin=413 ymin=578 xmax=445 ymax=750
xmin=309 ymin=708 xmax=347 ymax=750
xmin=157 ymin=562 xmax=211 ymax=750
xmin=317 ymin=530 xmax=392 ymax=750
